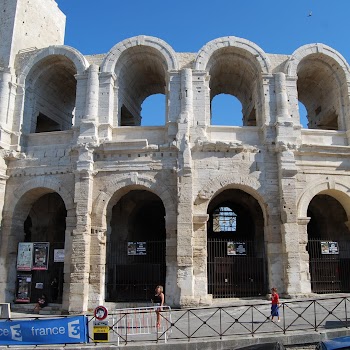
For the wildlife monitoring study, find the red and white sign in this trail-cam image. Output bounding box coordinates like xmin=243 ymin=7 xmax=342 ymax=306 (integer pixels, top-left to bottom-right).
xmin=94 ymin=305 xmax=108 ymax=320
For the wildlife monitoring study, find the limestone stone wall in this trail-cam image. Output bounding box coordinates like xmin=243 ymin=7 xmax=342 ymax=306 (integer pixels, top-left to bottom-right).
xmin=1 ymin=0 xmax=350 ymax=313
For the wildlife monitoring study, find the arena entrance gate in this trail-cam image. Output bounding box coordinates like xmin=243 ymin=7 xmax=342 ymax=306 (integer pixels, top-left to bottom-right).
xmin=207 ymin=189 xmax=267 ymax=298
xmin=106 ymin=240 xmax=166 ymax=302
xmin=308 ymin=238 xmax=350 ymax=293
xmin=106 ymin=190 xmax=166 ymax=303
xmin=307 ymin=194 xmax=350 ymax=294
xmin=207 ymin=239 xmax=266 ymax=297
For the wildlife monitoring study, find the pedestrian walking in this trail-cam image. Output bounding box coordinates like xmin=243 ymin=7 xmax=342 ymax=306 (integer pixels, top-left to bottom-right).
xmin=270 ymin=287 xmax=280 ymax=322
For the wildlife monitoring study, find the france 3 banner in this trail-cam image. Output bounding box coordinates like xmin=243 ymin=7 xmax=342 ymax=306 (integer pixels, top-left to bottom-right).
xmin=0 ymin=316 xmax=88 ymax=345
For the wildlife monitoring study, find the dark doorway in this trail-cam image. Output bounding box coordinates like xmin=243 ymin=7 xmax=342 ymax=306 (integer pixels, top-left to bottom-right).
xmin=21 ymin=193 xmax=66 ymax=303
xmin=307 ymin=194 xmax=350 ymax=293
xmin=106 ymin=190 xmax=166 ymax=302
xmin=207 ymin=189 xmax=266 ymax=298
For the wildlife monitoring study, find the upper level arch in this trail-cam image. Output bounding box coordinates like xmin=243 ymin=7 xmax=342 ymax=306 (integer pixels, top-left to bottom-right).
xmin=101 ymin=35 xmax=178 ymax=73
xmin=194 ymin=37 xmax=271 ymax=127
xmin=285 ymin=44 xmax=350 ymax=131
xmin=101 ymin=36 xmax=178 ymax=127
xmin=18 ymin=46 xmax=88 ymax=85
xmin=18 ymin=46 xmax=89 ymax=134
xmin=194 ymin=36 xmax=271 ymax=74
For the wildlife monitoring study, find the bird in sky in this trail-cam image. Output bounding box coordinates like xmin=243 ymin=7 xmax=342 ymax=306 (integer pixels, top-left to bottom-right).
xmin=308 ymin=11 xmax=312 ymax=17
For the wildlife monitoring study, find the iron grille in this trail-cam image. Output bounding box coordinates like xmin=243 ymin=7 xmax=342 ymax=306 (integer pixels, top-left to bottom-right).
xmin=207 ymin=238 xmax=266 ymax=298
xmin=106 ymin=240 xmax=166 ymax=302
xmin=308 ymin=239 xmax=350 ymax=293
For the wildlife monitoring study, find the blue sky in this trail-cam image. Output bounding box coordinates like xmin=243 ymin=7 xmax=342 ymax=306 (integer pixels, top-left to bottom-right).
xmin=55 ymin=0 xmax=350 ymax=127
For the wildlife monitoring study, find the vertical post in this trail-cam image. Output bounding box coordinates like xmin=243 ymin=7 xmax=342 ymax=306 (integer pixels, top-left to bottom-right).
xmin=176 ymin=69 xmax=194 ymax=306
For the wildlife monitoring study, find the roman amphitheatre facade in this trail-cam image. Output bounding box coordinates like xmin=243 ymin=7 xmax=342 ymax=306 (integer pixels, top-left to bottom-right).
xmin=1 ymin=0 xmax=350 ymax=313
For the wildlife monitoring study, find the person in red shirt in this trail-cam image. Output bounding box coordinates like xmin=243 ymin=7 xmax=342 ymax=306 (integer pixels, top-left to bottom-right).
xmin=270 ymin=287 xmax=280 ymax=322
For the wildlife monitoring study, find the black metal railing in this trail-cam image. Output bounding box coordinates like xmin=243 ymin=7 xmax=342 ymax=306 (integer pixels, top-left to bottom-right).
xmin=86 ymin=295 xmax=350 ymax=345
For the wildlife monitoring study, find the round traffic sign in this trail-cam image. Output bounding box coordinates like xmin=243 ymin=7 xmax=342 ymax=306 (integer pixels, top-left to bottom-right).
xmin=94 ymin=305 xmax=108 ymax=320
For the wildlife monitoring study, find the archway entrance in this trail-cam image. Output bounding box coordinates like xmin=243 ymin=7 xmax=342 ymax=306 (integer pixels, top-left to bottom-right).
xmin=20 ymin=193 xmax=66 ymax=303
xmin=106 ymin=190 xmax=166 ymax=302
xmin=207 ymin=189 xmax=266 ymax=298
xmin=307 ymin=194 xmax=350 ymax=293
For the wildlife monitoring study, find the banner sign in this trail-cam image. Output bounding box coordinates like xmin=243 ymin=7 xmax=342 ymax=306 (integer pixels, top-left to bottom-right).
xmin=127 ymin=242 xmax=147 ymax=255
xmin=321 ymin=241 xmax=339 ymax=255
xmin=32 ymin=243 xmax=49 ymax=270
xmin=0 ymin=316 xmax=88 ymax=345
xmin=17 ymin=243 xmax=33 ymax=271
xmin=227 ymin=242 xmax=246 ymax=256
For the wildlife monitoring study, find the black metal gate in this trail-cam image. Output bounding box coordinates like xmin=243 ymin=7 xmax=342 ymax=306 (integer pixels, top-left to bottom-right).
xmin=207 ymin=239 xmax=266 ymax=298
xmin=106 ymin=240 xmax=166 ymax=302
xmin=308 ymin=239 xmax=350 ymax=293
xmin=26 ymin=242 xmax=64 ymax=304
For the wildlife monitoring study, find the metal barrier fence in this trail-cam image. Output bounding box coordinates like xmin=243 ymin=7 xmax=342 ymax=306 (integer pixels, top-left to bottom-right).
xmin=86 ymin=295 xmax=350 ymax=345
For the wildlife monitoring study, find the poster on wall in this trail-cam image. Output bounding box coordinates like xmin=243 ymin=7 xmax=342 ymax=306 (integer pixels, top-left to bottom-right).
xmin=227 ymin=242 xmax=246 ymax=256
xmin=32 ymin=242 xmax=49 ymax=270
xmin=54 ymin=249 xmax=65 ymax=262
xmin=127 ymin=242 xmax=147 ymax=255
xmin=16 ymin=274 xmax=31 ymax=303
xmin=321 ymin=241 xmax=339 ymax=255
xmin=17 ymin=242 xmax=33 ymax=271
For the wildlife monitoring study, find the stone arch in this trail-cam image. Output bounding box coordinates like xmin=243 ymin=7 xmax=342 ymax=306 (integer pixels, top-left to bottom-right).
xmin=194 ymin=37 xmax=271 ymax=127
xmin=194 ymin=36 xmax=271 ymax=74
xmin=298 ymin=178 xmax=350 ymax=219
xmin=18 ymin=45 xmax=89 ymax=85
xmin=6 ymin=177 xmax=75 ymax=222
xmin=285 ymin=43 xmax=350 ymax=79
xmin=101 ymin=35 xmax=178 ymax=73
xmin=194 ymin=174 xmax=268 ymax=223
xmin=285 ymin=43 xmax=350 ymax=131
xmin=92 ymin=173 xmax=176 ymax=229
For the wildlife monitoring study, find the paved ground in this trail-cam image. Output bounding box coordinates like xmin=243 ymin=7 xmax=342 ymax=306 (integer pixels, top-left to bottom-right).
xmin=2 ymin=294 xmax=350 ymax=349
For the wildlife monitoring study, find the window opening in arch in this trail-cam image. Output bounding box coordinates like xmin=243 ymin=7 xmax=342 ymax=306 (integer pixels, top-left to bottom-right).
xmin=211 ymin=94 xmax=243 ymax=126
xmin=141 ymin=93 xmax=166 ymax=126
xmin=213 ymin=206 xmax=237 ymax=232
xmin=298 ymin=101 xmax=308 ymax=128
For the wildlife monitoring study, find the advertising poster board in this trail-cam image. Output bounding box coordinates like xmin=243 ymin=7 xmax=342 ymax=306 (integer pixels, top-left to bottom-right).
xmin=127 ymin=242 xmax=147 ymax=255
xmin=32 ymin=242 xmax=49 ymax=270
xmin=227 ymin=242 xmax=246 ymax=256
xmin=17 ymin=243 xmax=33 ymax=271
xmin=16 ymin=274 xmax=31 ymax=303
xmin=321 ymin=241 xmax=339 ymax=255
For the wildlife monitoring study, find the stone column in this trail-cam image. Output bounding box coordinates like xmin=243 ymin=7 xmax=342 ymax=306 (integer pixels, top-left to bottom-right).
xmin=167 ymin=71 xmax=181 ymax=143
xmin=67 ymin=145 xmax=94 ymax=313
xmin=0 ymin=216 xmax=23 ymax=303
xmin=78 ymin=65 xmax=99 ymax=143
xmin=88 ymin=226 xmax=107 ymax=306
xmin=0 ymin=68 xmax=12 ymax=127
xmin=192 ymin=214 xmax=211 ymax=305
xmin=274 ymin=72 xmax=305 ymax=296
xmin=176 ymin=68 xmax=195 ymax=307
xmin=298 ymin=217 xmax=312 ymax=294
xmin=98 ymin=72 xmax=116 ymax=140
